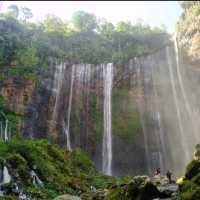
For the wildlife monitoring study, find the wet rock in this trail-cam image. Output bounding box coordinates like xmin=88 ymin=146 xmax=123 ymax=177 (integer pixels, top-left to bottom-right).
xmin=157 ymin=184 xmax=178 ymax=199
xmin=0 ymin=78 xmax=36 ymax=115
xmin=54 ymin=194 xmax=81 ymax=200
xmin=151 ymin=175 xmax=169 ymax=186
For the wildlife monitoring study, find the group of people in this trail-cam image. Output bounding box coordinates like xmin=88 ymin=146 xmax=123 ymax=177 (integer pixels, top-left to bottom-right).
xmin=154 ymin=168 xmax=173 ymax=184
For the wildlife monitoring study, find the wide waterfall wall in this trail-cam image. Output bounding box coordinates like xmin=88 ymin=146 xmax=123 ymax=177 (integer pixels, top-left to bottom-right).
xmin=41 ymin=63 xmax=105 ymax=170
xmin=24 ymin=40 xmax=200 ymax=177
xmin=24 ymin=61 xmax=145 ymax=175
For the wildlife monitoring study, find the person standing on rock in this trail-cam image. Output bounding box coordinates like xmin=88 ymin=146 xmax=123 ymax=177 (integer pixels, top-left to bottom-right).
xmin=155 ymin=168 xmax=161 ymax=176
xmin=166 ymin=170 xmax=172 ymax=184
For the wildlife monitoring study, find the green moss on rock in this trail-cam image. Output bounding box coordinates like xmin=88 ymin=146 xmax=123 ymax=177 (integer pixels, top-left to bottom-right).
xmin=112 ymin=88 xmax=141 ymax=142
xmin=185 ymin=160 xmax=200 ymax=180
xmin=0 ymin=138 xmax=101 ymax=199
xmin=178 ymin=144 xmax=200 ymax=200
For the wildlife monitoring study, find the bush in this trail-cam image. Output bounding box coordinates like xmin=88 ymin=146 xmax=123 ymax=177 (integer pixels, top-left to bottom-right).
xmin=0 ymin=196 xmax=20 ymax=200
xmin=185 ymin=160 xmax=200 ymax=180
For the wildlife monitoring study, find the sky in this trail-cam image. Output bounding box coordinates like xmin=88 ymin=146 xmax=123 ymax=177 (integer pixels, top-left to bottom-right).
xmin=0 ymin=1 xmax=183 ymax=33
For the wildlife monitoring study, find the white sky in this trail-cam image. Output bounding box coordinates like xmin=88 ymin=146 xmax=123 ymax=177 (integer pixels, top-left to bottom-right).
xmin=1 ymin=1 xmax=182 ymax=33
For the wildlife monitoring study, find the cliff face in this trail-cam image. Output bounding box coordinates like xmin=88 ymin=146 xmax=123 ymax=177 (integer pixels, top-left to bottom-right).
xmin=0 ymin=77 xmax=37 ymax=135
xmin=2 ymin=39 xmax=198 ymax=178
xmin=0 ymin=60 xmax=147 ymax=176
xmin=176 ymin=2 xmax=200 ymax=64
xmin=1 ymin=40 xmax=196 ymax=177
xmin=0 ymin=78 xmax=36 ymax=116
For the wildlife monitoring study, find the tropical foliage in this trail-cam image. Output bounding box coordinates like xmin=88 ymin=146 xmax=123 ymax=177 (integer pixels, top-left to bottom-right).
xmin=176 ymin=1 xmax=200 ymax=60
xmin=0 ymin=4 xmax=168 ymax=81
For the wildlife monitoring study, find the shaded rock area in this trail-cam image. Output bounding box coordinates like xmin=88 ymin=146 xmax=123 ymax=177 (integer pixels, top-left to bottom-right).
xmin=151 ymin=176 xmax=178 ymax=200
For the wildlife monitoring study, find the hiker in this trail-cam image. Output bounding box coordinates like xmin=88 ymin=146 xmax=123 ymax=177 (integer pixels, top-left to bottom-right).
xmin=155 ymin=168 xmax=161 ymax=176
xmin=166 ymin=170 xmax=172 ymax=183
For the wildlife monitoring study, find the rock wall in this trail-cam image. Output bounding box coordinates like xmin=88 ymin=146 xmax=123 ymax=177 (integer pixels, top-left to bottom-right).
xmin=2 ymin=40 xmax=197 ymax=177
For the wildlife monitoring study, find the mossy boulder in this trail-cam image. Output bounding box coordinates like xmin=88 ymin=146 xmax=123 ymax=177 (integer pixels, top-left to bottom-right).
xmin=185 ymin=160 xmax=200 ymax=180
xmin=178 ymin=144 xmax=200 ymax=200
xmin=81 ymin=176 xmax=169 ymax=200
xmin=178 ymin=180 xmax=200 ymax=200
xmin=104 ymin=181 xmax=161 ymax=200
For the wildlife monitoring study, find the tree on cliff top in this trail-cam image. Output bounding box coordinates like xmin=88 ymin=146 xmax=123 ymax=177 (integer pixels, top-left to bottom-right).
xmin=7 ymin=4 xmax=19 ymax=19
xmin=71 ymin=10 xmax=97 ymax=32
xmin=179 ymin=1 xmax=198 ymax=10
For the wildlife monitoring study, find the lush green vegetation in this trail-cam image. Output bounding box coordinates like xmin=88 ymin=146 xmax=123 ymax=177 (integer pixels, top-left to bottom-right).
xmin=0 ymin=138 xmax=168 ymax=200
xmin=0 ymin=138 xmax=116 ymax=199
xmin=177 ymin=143 xmax=200 ymax=200
xmin=0 ymin=95 xmax=21 ymax=137
xmin=0 ymin=4 xmax=167 ymax=81
xmin=0 ymin=138 xmax=178 ymax=200
xmin=176 ymin=1 xmax=200 ymax=60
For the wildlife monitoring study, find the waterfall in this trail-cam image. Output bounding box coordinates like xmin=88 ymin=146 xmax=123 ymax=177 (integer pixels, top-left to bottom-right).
xmin=174 ymin=35 xmax=199 ymax=143
xmin=0 ymin=120 xmax=10 ymax=142
xmin=128 ymin=44 xmax=195 ymax=175
xmin=4 ymin=120 xmax=8 ymax=142
xmin=64 ymin=65 xmax=75 ymax=151
xmin=52 ymin=63 xmax=66 ymax=121
xmin=31 ymin=170 xmax=43 ymax=186
xmin=2 ymin=166 xmax=11 ymax=184
xmin=0 ymin=122 xmax=2 ymax=139
xmin=102 ymin=63 xmax=113 ymax=175
xmin=166 ymin=46 xmax=190 ymax=163
xmin=134 ymin=57 xmax=151 ymax=174
xmin=0 ymin=166 xmax=11 ymax=196
xmin=149 ymin=53 xmax=168 ymax=172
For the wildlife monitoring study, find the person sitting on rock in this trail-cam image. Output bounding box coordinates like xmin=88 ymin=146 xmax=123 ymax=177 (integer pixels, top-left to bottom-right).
xmin=166 ymin=170 xmax=172 ymax=184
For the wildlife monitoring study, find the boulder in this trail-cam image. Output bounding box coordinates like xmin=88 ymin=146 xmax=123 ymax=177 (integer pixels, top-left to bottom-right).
xmin=53 ymin=194 xmax=81 ymax=200
xmin=157 ymin=184 xmax=178 ymax=198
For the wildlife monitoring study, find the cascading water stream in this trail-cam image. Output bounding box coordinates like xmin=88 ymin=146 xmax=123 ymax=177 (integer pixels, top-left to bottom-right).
xmin=64 ymin=65 xmax=75 ymax=151
xmin=0 ymin=122 xmax=2 ymax=139
xmin=134 ymin=58 xmax=151 ymax=174
xmin=149 ymin=55 xmax=166 ymax=172
xmin=0 ymin=120 xmax=10 ymax=142
xmin=174 ymin=35 xmax=199 ymax=143
xmin=102 ymin=63 xmax=113 ymax=176
xmin=4 ymin=120 xmax=8 ymax=142
xmin=52 ymin=63 xmax=66 ymax=121
xmin=166 ymin=46 xmax=190 ymax=163
xmin=0 ymin=166 xmax=11 ymax=196
xmin=2 ymin=166 xmax=11 ymax=184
